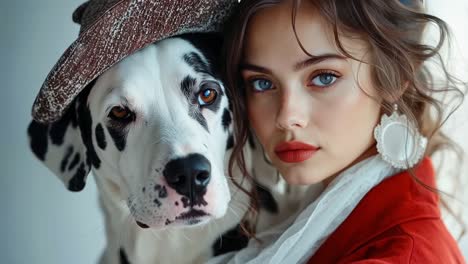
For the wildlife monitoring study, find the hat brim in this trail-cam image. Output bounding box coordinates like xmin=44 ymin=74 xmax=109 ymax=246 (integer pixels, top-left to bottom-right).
xmin=32 ymin=0 xmax=235 ymax=123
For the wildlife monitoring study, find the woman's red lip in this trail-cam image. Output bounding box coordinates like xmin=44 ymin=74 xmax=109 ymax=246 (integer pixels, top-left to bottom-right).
xmin=274 ymin=141 xmax=319 ymax=163
xmin=275 ymin=150 xmax=317 ymax=163
xmin=274 ymin=141 xmax=319 ymax=152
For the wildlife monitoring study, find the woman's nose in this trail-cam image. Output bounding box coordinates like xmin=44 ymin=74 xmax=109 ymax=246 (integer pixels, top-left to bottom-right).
xmin=275 ymin=91 xmax=308 ymax=130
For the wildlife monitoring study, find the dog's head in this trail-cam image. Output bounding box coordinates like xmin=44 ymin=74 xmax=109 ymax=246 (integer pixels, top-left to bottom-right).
xmin=28 ymin=33 xmax=236 ymax=228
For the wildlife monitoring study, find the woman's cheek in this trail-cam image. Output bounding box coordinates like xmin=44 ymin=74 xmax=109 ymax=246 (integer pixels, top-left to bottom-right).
xmin=313 ymin=89 xmax=367 ymax=148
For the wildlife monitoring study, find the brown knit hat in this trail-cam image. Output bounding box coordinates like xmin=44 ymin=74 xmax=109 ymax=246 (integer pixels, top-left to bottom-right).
xmin=32 ymin=0 xmax=237 ymax=123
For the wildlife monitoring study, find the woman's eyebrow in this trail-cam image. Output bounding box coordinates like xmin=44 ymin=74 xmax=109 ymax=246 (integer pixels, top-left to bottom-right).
xmin=240 ymin=53 xmax=347 ymax=74
xmin=294 ymin=54 xmax=347 ymax=71
xmin=240 ymin=63 xmax=273 ymax=74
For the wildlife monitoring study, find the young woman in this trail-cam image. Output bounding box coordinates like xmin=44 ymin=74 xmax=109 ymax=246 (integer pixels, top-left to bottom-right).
xmin=213 ymin=0 xmax=466 ymax=263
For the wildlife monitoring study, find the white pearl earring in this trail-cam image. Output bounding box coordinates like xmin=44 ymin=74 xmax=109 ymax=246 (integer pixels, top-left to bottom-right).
xmin=374 ymin=104 xmax=427 ymax=169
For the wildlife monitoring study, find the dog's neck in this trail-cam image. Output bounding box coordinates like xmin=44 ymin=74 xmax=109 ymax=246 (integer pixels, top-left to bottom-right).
xmin=93 ymin=165 xmax=244 ymax=264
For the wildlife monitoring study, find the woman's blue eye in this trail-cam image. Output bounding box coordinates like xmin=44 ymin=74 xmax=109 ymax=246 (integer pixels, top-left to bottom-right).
xmin=250 ymin=78 xmax=273 ymax=91
xmin=310 ymin=73 xmax=338 ymax=87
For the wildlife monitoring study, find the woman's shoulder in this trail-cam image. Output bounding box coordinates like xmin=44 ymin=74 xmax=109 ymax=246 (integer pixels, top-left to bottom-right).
xmin=326 ymin=219 xmax=464 ymax=263
xmin=309 ymin=157 xmax=465 ymax=263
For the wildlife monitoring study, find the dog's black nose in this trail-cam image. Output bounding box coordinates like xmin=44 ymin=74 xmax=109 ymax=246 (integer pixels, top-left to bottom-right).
xmin=163 ymin=154 xmax=211 ymax=201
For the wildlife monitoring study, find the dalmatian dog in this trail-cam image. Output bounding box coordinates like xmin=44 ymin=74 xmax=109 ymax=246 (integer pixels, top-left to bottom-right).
xmin=28 ymin=33 xmax=308 ymax=264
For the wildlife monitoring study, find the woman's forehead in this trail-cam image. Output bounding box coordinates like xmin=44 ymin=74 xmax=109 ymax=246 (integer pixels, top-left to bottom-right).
xmin=243 ymin=2 xmax=369 ymax=67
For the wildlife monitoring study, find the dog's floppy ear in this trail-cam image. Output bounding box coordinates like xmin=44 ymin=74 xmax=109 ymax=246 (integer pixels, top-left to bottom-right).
xmin=28 ymin=85 xmax=98 ymax=192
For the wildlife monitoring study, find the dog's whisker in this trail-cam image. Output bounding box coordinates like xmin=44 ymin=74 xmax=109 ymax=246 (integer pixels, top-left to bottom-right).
xmin=228 ymin=206 xmax=242 ymax=221
xmin=180 ymin=228 xmax=192 ymax=242
xmin=149 ymin=228 xmax=162 ymax=240
xmin=229 ymin=199 xmax=252 ymax=214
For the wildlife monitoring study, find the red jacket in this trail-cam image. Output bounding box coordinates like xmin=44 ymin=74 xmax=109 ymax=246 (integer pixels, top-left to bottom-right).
xmin=308 ymin=157 xmax=465 ymax=263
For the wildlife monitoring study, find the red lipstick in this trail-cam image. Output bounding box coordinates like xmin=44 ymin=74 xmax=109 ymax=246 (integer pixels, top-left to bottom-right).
xmin=274 ymin=141 xmax=319 ymax=163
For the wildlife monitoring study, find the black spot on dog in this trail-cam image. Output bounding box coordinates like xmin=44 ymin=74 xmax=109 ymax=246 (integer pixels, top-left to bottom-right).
xmin=181 ymin=197 xmax=190 ymax=208
xmin=212 ymin=224 xmax=249 ymax=256
xmin=180 ymin=76 xmax=209 ymax=132
xmin=154 ymin=184 xmax=161 ymax=191
xmin=158 ymin=186 xmax=167 ymax=198
xmin=27 ymin=120 xmax=49 ymax=161
xmin=175 ymin=201 xmax=179 ymax=206
xmin=256 ymin=183 xmax=279 ymax=214
xmin=180 ymin=195 xmax=207 ymax=208
xmin=142 ymin=187 xmax=146 ymax=193
xmin=222 ymin=108 xmax=231 ymax=131
xmin=175 ymin=209 xmax=206 ymax=225
xmin=60 ymin=146 xmax=74 ymax=173
xmin=180 ymin=75 xmax=196 ymax=99
xmin=178 ymin=33 xmax=223 ymax=79
xmin=136 ymin=221 xmax=149 ymax=229
xmin=76 ymin=83 xmax=101 ymax=169
xmin=95 ymin=123 xmax=107 ymax=150
xmin=183 ymin=52 xmax=212 ymax=75
xmin=153 ymin=198 xmax=161 ymax=207
xmin=107 ymin=126 xmax=127 ymax=151
xmin=68 ymin=162 xmax=87 ymax=192
xmin=226 ymin=134 xmax=234 ymax=150
xmin=192 ymin=111 xmax=208 ymax=132
xmin=119 ymin=248 xmax=131 ymax=264
xmin=49 ymin=105 xmax=76 ymax=146
xmin=165 ymin=219 xmax=173 ymax=226
xmin=68 ymin=153 xmax=80 ymax=172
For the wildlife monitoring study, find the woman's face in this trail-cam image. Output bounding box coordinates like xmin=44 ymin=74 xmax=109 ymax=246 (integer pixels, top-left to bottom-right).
xmin=241 ymin=1 xmax=382 ymax=185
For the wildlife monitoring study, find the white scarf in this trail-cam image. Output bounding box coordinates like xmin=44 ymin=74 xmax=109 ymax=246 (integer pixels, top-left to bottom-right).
xmin=208 ymin=155 xmax=399 ymax=264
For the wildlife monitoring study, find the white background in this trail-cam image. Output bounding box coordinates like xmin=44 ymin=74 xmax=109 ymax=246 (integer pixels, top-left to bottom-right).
xmin=1 ymin=1 xmax=105 ymax=263
xmin=1 ymin=1 xmax=467 ymax=263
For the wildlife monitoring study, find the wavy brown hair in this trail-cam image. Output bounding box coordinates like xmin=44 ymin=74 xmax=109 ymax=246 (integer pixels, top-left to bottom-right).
xmin=223 ymin=0 xmax=467 ymax=238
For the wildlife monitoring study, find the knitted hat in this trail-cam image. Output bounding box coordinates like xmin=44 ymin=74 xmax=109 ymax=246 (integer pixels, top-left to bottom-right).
xmin=31 ymin=0 xmax=237 ymax=123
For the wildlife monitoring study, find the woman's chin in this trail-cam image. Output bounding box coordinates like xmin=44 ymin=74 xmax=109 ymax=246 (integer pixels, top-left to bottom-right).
xmin=279 ymin=166 xmax=327 ymax=185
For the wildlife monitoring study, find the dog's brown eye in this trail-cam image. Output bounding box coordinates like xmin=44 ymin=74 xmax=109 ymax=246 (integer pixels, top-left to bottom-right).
xmin=198 ymin=86 xmax=218 ymax=106
xmin=109 ymin=106 xmax=133 ymax=121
